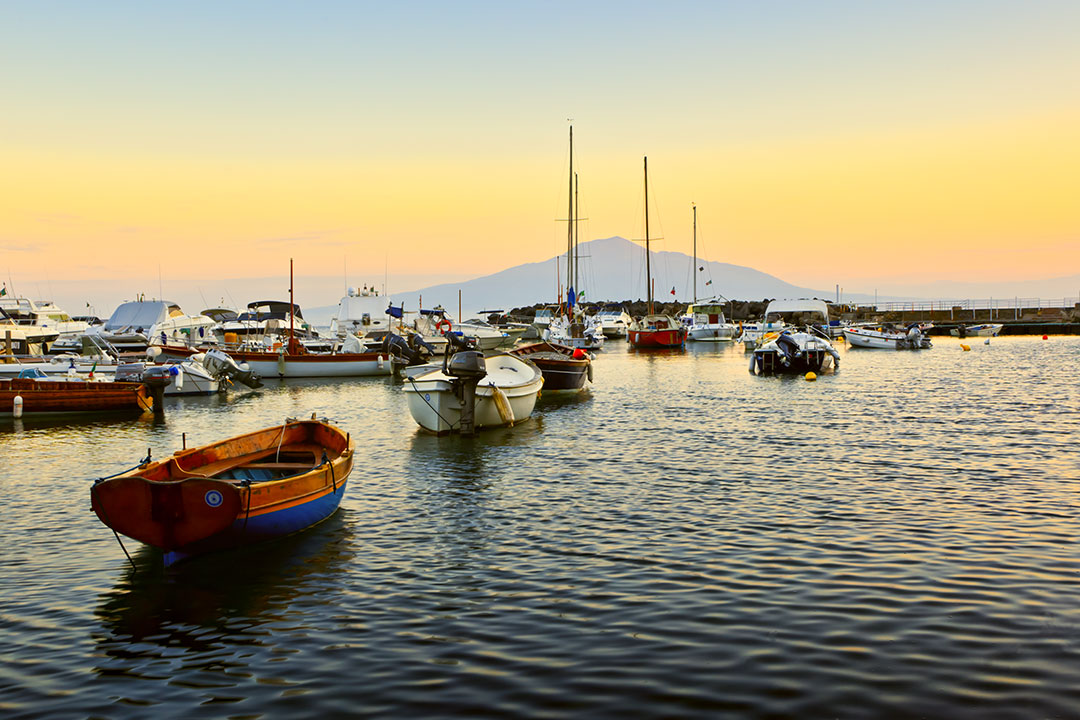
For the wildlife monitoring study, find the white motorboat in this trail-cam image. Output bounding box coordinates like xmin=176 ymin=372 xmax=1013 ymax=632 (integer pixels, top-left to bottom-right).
xmin=740 ymin=298 xmax=834 ymax=349
xmin=844 ymin=324 xmax=932 ymax=350
xmin=414 ymin=308 xmax=506 ymax=352
xmin=92 ymin=299 xmax=216 ymax=352
xmin=0 ymin=354 xmax=119 ymax=379
xmin=329 ymin=285 xmax=399 ymax=340
xmin=0 ymin=297 xmax=90 ymax=341
xmin=596 ymin=309 xmax=632 ymax=338
xmin=545 ymin=315 xmax=605 ymax=350
xmin=116 ymin=358 xmax=219 ymax=395
xmin=403 ymin=351 xmax=543 ymax=434
xmin=683 ymin=300 xmax=737 ymax=342
xmin=751 ymin=327 xmax=841 ymax=376
xmin=1 ymin=309 xmax=59 ymax=355
xmin=950 ymin=323 xmax=1003 ymax=338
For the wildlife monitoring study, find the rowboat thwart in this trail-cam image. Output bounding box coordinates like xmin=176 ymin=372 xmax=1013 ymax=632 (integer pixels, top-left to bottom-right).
xmin=91 ymin=419 xmax=354 ymax=566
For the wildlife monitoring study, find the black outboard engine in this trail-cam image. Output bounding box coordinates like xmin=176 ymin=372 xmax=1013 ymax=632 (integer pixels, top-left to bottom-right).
xmin=775 ymin=333 xmax=801 ymax=366
xmin=380 ymin=332 xmax=433 ymax=367
xmin=446 ymin=350 xmax=487 ymax=436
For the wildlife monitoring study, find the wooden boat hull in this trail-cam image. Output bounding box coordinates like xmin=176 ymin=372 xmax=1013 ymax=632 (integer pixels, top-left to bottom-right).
xmin=91 ymin=420 xmax=354 ymax=565
xmin=0 ymin=378 xmax=152 ymax=416
xmin=158 ymin=345 xmax=391 ymax=377
xmin=511 ymin=342 xmax=590 ymax=391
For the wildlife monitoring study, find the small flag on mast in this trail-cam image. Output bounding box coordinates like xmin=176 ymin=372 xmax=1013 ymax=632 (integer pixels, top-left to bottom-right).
xmin=0 ymin=283 xmax=6 ymax=297
xmin=670 ymin=286 xmax=676 ymax=296
xmin=705 ymin=280 xmax=713 ymax=286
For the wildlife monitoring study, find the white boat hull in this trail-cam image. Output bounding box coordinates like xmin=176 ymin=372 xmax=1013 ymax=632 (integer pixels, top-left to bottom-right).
xmin=688 ymin=324 xmax=736 ymax=341
xmin=403 ymin=354 xmax=543 ymax=434
xmin=950 ymin=324 xmax=1003 ymax=337
xmin=844 ymin=329 xmax=901 ymax=349
xmin=241 ymin=355 xmax=391 ymax=378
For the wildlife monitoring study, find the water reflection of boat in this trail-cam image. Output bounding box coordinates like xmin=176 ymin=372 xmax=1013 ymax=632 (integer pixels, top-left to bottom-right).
xmin=94 ymin=513 xmax=351 ymax=650
xmin=91 ymin=419 xmax=354 ymax=566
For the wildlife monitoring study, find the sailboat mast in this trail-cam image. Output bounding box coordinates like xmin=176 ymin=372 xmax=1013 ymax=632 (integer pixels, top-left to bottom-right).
xmin=289 ymin=257 xmax=295 ymax=349
xmin=574 ymin=172 xmax=579 ymax=303
xmin=692 ymin=203 xmax=697 ymax=304
xmin=566 ymin=125 xmax=574 ymax=315
xmin=644 ymin=156 xmax=652 ymax=314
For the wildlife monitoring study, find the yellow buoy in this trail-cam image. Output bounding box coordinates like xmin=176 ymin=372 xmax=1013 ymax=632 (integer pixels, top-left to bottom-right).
xmin=960 ymin=344 xmax=971 ymax=351
xmin=805 ymin=372 xmax=817 ymax=381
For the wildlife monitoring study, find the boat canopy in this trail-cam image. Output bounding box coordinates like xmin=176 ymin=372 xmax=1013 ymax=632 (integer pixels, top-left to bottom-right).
xmin=105 ymin=301 xmax=171 ymax=331
xmin=240 ymin=301 xmax=303 ymax=320
xmin=763 ymin=299 xmax=829 ymax=323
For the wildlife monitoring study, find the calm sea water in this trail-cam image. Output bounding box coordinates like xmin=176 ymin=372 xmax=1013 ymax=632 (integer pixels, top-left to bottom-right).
xmin=2 ymin=336 xmax=1079 ymax=719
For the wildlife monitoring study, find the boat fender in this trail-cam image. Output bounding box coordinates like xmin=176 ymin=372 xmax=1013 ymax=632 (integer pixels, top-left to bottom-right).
xmin=491 ymin=384 xmax=515 ymax=425
xmin=748 ymin=352 xmax=757 ymax=374
xmin=378 ymin=354 xmax=385 ymax=369
xmin=586 ymin=361 xmax=593 ymax=383
xmin=13 ymin=394 xmax=23 ymax=418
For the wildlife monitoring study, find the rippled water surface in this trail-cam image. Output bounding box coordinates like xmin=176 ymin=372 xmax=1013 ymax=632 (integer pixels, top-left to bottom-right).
xmin=3 ymin=336 xmax=1079 ymax=718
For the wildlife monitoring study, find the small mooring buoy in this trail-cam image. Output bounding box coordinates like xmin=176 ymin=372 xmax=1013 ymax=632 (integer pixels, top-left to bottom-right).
xmin=804 ymin=371 xmax=817 ymax=382
xmin=1043 ymin=335 xmax=1049 ymax=340
xmin=984 ymin=338 xmax=990 ymax=345
xmin=961 ymin=344 xmax=971 ymax=351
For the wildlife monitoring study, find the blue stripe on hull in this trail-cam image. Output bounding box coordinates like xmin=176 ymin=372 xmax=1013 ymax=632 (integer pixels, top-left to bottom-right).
xmin=162 ymin=479 xmax=348 ymax=566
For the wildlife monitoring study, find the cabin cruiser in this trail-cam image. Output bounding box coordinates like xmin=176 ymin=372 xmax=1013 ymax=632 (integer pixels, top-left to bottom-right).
xmin=220 ymin=301 xmax=317 ymax=339
xmin=596 ymin=308 xmax=632 ymax=338
xmin=413 ymin=308 xmax=506 ymax=352
xmin=0 ymin=297 xmax=90 ymax=340
xmin=739 ymin=298 xmax=834 ymax=350
xmin=844 ymin=323 xmax=932 ymax=350
xmin=950 ymin=323 xmax=1003 ymax=338
xmin=682 ymin=299 xmax=737 ymax=342
xmin=90 ymin=299 xmax=216 ymax=353
xmin=545 ymin=314 xmax=605 ymax=350
xmin=0 ymin=308 xmax=59 ymax=355
xmin=329 ymin=286 xmax=399 ymax=340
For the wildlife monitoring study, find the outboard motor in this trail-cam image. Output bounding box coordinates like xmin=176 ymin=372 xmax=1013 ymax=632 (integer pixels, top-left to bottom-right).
xmin=202 ymin=348 xmax=263 ymax=389
xmin=446 ymin=350 xmax=487 ymax=436
xmin=140 ymin=365 xmax=174 ymax=417
xmin=775 ymin=333 xmax=802 ymax=366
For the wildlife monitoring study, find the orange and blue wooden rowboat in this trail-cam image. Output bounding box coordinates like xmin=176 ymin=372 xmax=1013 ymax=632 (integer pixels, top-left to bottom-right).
xmin=91 ymin=418 xmax=353 ymax=566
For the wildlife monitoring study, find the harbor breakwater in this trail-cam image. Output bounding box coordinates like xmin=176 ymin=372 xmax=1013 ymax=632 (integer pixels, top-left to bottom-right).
xmin=506 ymin=300 xmax=1080 ymax=334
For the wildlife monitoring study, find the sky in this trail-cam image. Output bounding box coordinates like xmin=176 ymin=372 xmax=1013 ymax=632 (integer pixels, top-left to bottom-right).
xmin=2 ymin=1 xmax=1078 ymax=314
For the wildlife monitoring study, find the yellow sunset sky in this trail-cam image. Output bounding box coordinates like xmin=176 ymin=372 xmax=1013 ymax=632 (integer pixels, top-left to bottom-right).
xmin=1 ymin=2 xmax=1078 ymax=311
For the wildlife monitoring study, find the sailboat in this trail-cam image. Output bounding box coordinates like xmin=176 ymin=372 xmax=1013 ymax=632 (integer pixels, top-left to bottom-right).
xmin=546 ymin=125 xmax=604 ymax=350
xmin=627 ymin=157 xmax=688 ymax=348
xmin=684 ymin=204 xmax=737 ymax=342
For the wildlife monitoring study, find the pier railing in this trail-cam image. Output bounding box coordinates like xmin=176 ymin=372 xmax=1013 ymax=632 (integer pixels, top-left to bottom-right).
xmin=859 ymin=297 xmax=1080 ymax=322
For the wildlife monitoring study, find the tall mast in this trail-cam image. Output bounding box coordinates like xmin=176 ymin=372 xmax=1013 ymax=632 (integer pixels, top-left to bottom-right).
xmin=566 ymin=125 xmax=574 ymax=314
xmin=692 ymin=203 xmax=697 ymax=304
xmin=574 ymin=171 xmax=579 ymax=303
xmin=644 ymin=156 xmax=652 ymax=314
xmin=289 ymin=257 xmax=295 ymax=350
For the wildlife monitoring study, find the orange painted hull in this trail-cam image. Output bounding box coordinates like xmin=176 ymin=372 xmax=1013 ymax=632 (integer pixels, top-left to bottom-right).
xmin=91 ymin=420 xmax=354 ymax=565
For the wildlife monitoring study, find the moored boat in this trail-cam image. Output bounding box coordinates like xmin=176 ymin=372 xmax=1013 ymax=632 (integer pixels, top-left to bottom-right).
xmin=844 ymin=324 xmax=932 ymax=350
xmin=403 ymin=347 xmax=543 ymax=434
xmin=627 ymin=157 xmax=687 ymax=349
xmin=1 ymin=377 xmax=153 ymax=416
xmin=950 ymin=323 xmax=1003 ymax=338
xmin=750 ymin=327 xmax=840 ymax=376
xmin=511 ymin=341 xmax=592 ymax=391
xmin=91 ymin=418 xmax=354 ymax=566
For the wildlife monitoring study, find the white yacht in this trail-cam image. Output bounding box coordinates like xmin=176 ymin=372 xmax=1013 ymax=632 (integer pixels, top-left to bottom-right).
xmin=596 ymin=309 xmax=632 ymax=338
xmin=683 ymin=299 xmax=737 ymax=342
xmin=329 ymin=285 xmax=398 ymax=340
xmin=89 ymin=299 xmax=216 ymax=352
xmin=413 ymin=308 xmax=506 ymax=352
xmin=0 ymin=297 xmax=89 ymax=340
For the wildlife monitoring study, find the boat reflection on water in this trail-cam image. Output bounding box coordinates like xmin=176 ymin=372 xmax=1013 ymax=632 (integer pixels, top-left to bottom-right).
xmin=93 ymin=513 xmax=352 ymax=654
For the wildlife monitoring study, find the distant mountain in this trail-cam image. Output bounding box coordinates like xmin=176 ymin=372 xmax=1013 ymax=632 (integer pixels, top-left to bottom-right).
xmin=305 ymin=236 xmax=841 ymax=323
